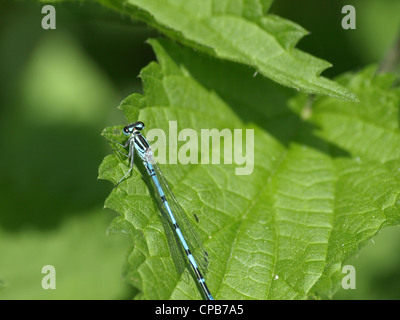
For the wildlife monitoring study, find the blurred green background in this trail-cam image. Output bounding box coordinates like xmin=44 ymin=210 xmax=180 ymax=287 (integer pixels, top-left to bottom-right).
xmin=0 ymin=0 xmax=399 ymax=299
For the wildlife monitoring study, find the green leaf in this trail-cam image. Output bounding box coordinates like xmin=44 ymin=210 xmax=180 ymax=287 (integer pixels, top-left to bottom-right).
xmin=293 ymin=66 xmax=400 ymax=297
xmin=0 ymin=278 xmax=5 ymax=290
xmin=99 ymin=39 xmax=400 ymax=299
xmin=0 ymin=210 xmax=132 ymax=299
xmin=311 ymin=66 xmax=400 ymax=164
xmin=95 ymin=0 xmax=357 ymax=101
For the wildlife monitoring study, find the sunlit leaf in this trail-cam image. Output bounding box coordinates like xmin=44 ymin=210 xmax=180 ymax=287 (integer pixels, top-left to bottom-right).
xmin=99 ymin=39 xmax=400 ymax=299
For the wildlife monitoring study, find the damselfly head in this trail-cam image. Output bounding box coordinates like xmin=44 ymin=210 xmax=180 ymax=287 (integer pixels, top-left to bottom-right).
xmin=122 ymin=121 xmax=145 ymax=136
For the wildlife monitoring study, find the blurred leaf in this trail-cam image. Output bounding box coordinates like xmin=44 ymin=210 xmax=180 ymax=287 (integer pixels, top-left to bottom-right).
xmin=21 ymin=32 xmax=117 ymax=126
xmin=99 ymin=39 xmax=400 ymax=299
xmin=302 ymin=66 xmax=400 ymax=297
xmin=0 ymin=29 xmax=118 ymax=230
xmin=92 ymin=0 xmax=357 ymax=101
xmin=348 ymin=0 xmax=400 ymax=64
xmin=334 ymin=226 xmax=400 ymax=300
xmin=0 ymin=278 xmax=5 ymax=290
xmin=0 ymin=5 xmax=131 ymax=300
xmin=0 ymin=210 xmax=132 ymax=299
xmin=311 ymin=66 xmax=400 ymax=163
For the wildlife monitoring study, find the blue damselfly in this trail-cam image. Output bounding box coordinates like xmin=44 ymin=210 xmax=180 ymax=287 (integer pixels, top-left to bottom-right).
xmin=112 ymin=121 xmax=214 ymax=300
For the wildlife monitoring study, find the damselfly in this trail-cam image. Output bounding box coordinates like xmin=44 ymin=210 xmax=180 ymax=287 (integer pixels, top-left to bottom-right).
xmin=112 ymin=121 xmax=214 ymax=300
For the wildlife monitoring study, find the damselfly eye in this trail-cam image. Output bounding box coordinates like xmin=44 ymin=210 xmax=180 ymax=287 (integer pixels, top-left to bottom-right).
xmin=135 ymin=121 xmax=145 ymax=130
xmin=123 ymin=126 xmax=131 ymax=136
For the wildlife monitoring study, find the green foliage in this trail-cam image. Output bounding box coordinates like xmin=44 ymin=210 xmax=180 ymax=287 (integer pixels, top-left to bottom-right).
xmin=99 ymin=38 xmax=400 ymax=299
xmin=0 ymin=279 xmax=5 ymax=290
xmin=0 ymin=211 xmax=132 ymax=299
xmin=312 ymin=67 xmax=400 ymax=163
xmin=95 ymin=0 xmax=358 ymax=101
xmin=3 ymin=0 xmax=398 ymax=301
xmin=0 ymin=4 xmax=131 ymax=298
